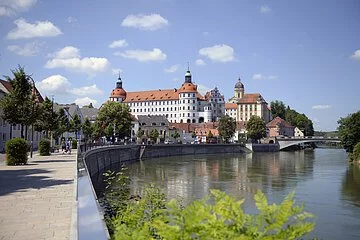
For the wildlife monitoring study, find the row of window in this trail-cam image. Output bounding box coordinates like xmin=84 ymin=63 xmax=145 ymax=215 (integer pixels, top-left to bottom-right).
xmin=240 ymin=105 xmax=258 ymax=111
xmin=180 ymin=93 xmax=196 ymax=98
xmin=131 ymin=105 xmax=201 ymax=113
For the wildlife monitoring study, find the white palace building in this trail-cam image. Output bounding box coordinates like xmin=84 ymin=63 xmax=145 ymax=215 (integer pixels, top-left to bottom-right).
xmin=108 ymin=69 xmax=271 ymax=124
xmin=109 ymin=69 xmax=225 ymax=124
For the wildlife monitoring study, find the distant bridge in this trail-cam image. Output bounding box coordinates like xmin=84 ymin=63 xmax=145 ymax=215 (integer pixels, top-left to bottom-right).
xmin=277 ymin=137 xmax=341 ymax=150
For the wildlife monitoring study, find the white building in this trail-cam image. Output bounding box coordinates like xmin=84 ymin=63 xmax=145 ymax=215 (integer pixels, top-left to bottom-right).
xmin=225 ymin=77 xmax=272 ymax=123
xmin=294 ymin=127 xmax=304 ymax=137
xmin=109 ymin=70 xmax=225 ymax=123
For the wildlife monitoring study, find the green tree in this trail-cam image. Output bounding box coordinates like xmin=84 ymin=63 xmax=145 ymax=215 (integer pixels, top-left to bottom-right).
xmin=149 ymin=129 xmax=159 ymax=143
xmin=338 ymin=111 xmax=360 ymax=153
xmin=53 ymin=108 xmax=69 ymax=139
xmin=171 ymin=131 xmax=180 ymax=142
xmin=207 ymin=130 xmax=214 ymax=138
xmin=0 ymin=66 xmax=34 ymax=139
xmin=95 ymin=102 xmax=132 ymax=140
xmin=218 ymin=115 xmax=236 ymax=143
xmin=82 ymin=117 xmax=93 ymax=143
xmin=137 ymin=128 xmax=145 ymax=138
xmin=270 ymin=100 xmax=286 ymax=119
xmin=285 ymin=107 xmax=314 ymax=136
xmin=34 ymin=97 xmax=58 ymax=138
xmin=70 ymin=114 xmax=82 ymax=139
xmin=246 ymin=115 xmax=266 ymax=141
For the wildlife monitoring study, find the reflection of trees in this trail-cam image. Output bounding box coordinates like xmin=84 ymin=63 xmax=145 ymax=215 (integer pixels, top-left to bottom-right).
xmin=341 ymin=164 xmax=360 ymax=207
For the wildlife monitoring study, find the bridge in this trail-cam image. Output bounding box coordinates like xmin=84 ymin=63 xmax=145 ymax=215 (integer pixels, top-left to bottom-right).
xmin=277 ymin=137 xmax=341 ymax=150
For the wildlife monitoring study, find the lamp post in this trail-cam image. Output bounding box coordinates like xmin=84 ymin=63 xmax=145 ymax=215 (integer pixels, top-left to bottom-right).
xmin=28 ymin=75 xmax=35 ymax=158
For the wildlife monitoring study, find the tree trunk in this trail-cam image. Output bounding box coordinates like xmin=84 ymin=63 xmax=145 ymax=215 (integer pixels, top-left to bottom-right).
xmin=20 ymin=124 xmax=24 ymax=139
xmin=9 ymin=125 xmax=12 ymax=139
xmin=25 ymin=125 xmax=28 ymax=140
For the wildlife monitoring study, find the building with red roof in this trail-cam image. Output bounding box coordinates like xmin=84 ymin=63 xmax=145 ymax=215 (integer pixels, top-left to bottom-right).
xmin=266 ymin=117 xmax=295 ymax=137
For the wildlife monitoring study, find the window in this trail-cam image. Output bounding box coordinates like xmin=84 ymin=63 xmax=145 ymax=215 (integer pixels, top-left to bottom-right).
xmin=188 ymin=113 xmax=190 ymax=117
xmin=188 ymin=94 xmax=190 ymax=97
xmin=155 ymin=108 xmax=157 ymax=111
xmin=183 ymin=106 xmax=185 ymax=110
xmin=183 ymin=100 xmax=185 ymax=103
xmin=193 ymin=106 xmax=195 ymax=110
xmin=174 ymin=114 xmax=176 ymax=117
xmin=171 ymin=107 xmax=172 ymax=111
xmin=163 ymin=108 xmax=165 ymax=111
xmin=167 ymin=107 xmax=169 ymax=111
xmin=175 ymin=107 xmax=177 ymax=111
xmin=188 ymin=106 xmax=190 ymax=110
xmin=183 ymin=113 xmax=185 ymax=117
xmin=193 ymin=94 xmax=195 ymax=97
xmin=193 ymin=113 xmax=195 ymax=117
xmin=188 ymin=100 xmax=190 ymax=103
xmin=170 ymin=114 xmax=172 ymax=117
xmin=193 ymin=100 xmax=195 ymax=103
xmin=152 ymin=123 xmax=156 ymax=126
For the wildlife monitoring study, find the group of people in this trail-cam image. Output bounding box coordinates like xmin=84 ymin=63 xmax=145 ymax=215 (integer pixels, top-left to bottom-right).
xmin=61 ymin=139 xmax=72 ymax=154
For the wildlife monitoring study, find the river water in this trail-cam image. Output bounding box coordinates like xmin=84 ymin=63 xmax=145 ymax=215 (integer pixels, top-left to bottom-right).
xmin=126 ymin=148 xmax=360 ymax=239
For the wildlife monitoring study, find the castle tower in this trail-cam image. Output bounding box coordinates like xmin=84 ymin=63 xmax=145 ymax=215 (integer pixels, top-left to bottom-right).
xmin=234 ymin=77 xmax=244 ymax=99
xmin=178 ymin=68 xmax=198 ymax=123
xmin=109 ymin=72 xmax=127 ymax=102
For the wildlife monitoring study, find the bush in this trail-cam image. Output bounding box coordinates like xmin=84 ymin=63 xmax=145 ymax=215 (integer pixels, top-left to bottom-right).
xmin=5 ymin=138 xmax=28 ymax=165
xmin=72 ymin=140 xmax=77 ymax=149
xmin=352 ymin=142 xmax=360 ymax=162
xmin=39 ymin=139 xmax=51 ymax=156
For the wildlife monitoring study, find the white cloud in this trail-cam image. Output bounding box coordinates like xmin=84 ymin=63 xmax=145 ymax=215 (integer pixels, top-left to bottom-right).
xmin=108 ymin=39 xmax=128 ymax=48
xmin=350 ymin=49 xmax=360 ymax=60
xmin=36 ymin=75 xmax=71 ymax=94
xmin=45 ymin=46 xmax=109 ymax=74
xmin=195 ymin=59 xmax=206 ymax=66
xmin=75 ymin=97 xmax=98 ymax=108
xmin=260 ymin=5 xmax=271 ymax=13
xmin=197 ymin=84 xmax=211 ymax=96
xmin=112 ymin=68 xmax=123 ymax=75
xmin=252 ymin=74 xmax=264 ymax=80
xmin=172 ymin=78 xmax=179 ymax=82
xmin=121 ymin=14 xmax=169 ymax=31
xmin=69 ymin=84 xmax=103 ymax=96
xmin=6 ymin=18 xmax=62 ymax=39
xmin=7 ymin=41 xmax=42 ymax=56
xmin=66 ymin=16 xmax=77 ymax=24
xmin=203 ymin=31 xmax=209 ymax=36
xmin=312 ymin=105 xmax=331 ymax=110
xmin=0 ymin=0 xmax=37 ymax=16
xmin=50 ymin=46 xmax=80 ymax=59
xmin=164 ymin=64 xmax=180 ymax=73
xmin=116 ymin=48 xmax=167 ymax=62
xmin=252 ymin=73 xmax=278 ymax=80
xmin=199 ymin=44 xmax=235 ymax=63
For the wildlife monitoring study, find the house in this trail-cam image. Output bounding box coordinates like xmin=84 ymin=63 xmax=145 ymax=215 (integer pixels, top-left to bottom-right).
xmin=294 ymin=127 xmax=304 ymax=137
xmin=266 ymin=117 xmax=295 ymax=137
xmin=137 ymin=115 xmax=170 ymax=143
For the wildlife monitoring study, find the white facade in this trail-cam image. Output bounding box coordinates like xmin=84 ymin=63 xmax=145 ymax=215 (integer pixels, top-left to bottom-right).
xmin=109 ymin=70 xmax=225 ymax=124
xmin=294 ymin=127 xmax=304 ymax=137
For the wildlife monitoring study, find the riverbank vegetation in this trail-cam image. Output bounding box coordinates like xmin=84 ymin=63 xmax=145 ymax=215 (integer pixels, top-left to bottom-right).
xmin=103 ymin=170 xmax=315 ymax=240
xmin=338 ymin=111 xmax=360 ymax=163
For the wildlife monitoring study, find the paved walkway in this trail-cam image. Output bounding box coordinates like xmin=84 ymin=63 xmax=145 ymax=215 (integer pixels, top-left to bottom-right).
xmin=0 ymin=151 xmax=77 ymax=240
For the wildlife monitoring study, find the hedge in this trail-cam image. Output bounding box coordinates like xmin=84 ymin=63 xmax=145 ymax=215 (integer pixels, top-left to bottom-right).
xmin=5 ymin=138 xmax=28 ymax=165
xmin=39 ymin=139 xmax=51 ymax=156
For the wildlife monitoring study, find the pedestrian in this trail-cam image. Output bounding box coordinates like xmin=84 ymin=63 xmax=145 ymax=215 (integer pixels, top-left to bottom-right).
xmin=61 ymin=139 xmax=66 ymax=154
xmin=65 ymin=139 xmax=71 ymax=154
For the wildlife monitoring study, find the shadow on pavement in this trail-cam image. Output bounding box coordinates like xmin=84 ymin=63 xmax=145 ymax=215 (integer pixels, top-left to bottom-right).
xmin=0 ymin=168 xmax=73 ymax=196
xmin=32 ymin=159 xmax=75 ymax=164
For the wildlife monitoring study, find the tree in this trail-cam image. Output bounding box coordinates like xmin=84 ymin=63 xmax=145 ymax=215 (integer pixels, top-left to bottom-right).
xmin=34 ymin=97 xmax=58 ymax=138
xmin=338 ymin=111 xmax=360 ymax=153
xmin=246 ymin=115 xmax=266 ymax=141
xmin=285 ymin=107 xmax=314 ymax=136
xmin=95 ymin=102 xmax=132 ymax=140
xmin=82 ymin=117 xmax=93 ymax=143
xmin=207 ymin=130 xmax=214 ymax=138
xmin=171 ymin=131 xmax=180 ymax=142
xmin=137 ymin=128 xmax=145 ymax=138
xmin=270 ymin=100 xmax=286 ymax=119
xmin=149 ymin=129 xmax=159 ymax=143
xmin=218 ymin=115 xmax=236 ymax=143
xmin=54 ymin=108 xmax=69 ymax=139
xmin=70 ymin=114 xmax=82 ymax=140
xmin=0 ymin=66 xmax=34 ymax=139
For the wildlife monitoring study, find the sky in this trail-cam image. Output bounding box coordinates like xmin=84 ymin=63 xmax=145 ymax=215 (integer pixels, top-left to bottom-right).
xmin=0 ymin=0 xmax=359 ymax=131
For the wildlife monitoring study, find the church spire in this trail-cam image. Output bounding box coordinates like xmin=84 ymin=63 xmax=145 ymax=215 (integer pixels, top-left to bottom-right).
xmin=116 ymin=71 xmax=123 ymax=88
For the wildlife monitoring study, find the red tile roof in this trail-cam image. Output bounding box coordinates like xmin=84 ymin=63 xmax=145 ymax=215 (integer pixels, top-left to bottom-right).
xmin=266 ymin=117 xmax=294 ymax=128
xmin=225 ymin=103 xmax=237 ymax=109
xmin=122 ymin=88 xmax=204 ymax=103
xmin=0 ymin=79 xmax=44 ymax=103
xmin=195 ymin=127 xmax=219 ymax=137
xmin=238 ymin=93 xmax=262 ymax=104
xmin=0 ymin=79 xmax=12 ymax=92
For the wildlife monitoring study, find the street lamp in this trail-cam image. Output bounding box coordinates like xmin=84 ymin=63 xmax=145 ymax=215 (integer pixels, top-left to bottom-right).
xmin=27 ymin=75 xmax=35 ymax=158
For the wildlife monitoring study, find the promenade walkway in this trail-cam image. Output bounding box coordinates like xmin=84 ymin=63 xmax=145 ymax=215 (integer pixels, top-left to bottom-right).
xmin=0 ymin=151 xmax=76 ymax=240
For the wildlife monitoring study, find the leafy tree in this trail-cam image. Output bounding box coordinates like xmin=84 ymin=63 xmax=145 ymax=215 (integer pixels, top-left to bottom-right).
xmin=149 ymin=129 xmax=159 ymax=143
xmin=82 ymin=117 xmax=93 ymax=143
xmin=34 ymin=97 xmax=58 ymax=138
xmin=338 ymin=111 xmax=360 ymax=153
xmin=171 ymin=131 xmax=180 ymax=142
xmin=207 ymin=130 xmax=214 ymax=138
xmin=352 ymin=142 xmax=360 ymax=162
xmin=95 ymin=102 xmax=132 ymax=140
xmin=70 ymin=114 xmax=82 ymax=140
xmin=218 ymin=115 xmax=236 ymax=143
xmin=246 ymin=115 xmax=266 ymax=141
xmin=53 ymin=108 xmax=69 ymax=139
xmin=285 ymin=107 xmax=314 ymax=136
xmin=0 ymin=66 xmax=34 ymax=139
xmin=270 ymin=100 xmax=286 ymax=119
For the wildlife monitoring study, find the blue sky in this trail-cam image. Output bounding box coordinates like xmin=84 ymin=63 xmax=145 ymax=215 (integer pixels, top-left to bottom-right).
xmin=0 ymin=0 xmax=359 ymax=131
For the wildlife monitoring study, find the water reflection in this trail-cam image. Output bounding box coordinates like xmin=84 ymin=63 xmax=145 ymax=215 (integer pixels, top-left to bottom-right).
xmin=342 ymin=163 xmax=360 ymax=207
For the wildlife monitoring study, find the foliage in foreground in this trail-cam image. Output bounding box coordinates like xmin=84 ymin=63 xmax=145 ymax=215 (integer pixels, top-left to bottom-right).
xmin=104 ymin=172 xmax=315 ymax=240
xmin=5 ymin=138 xmax=28 ymax=165
xmin=39 ymin=139 xmax=50 ymax=156
xmin=246 ymin=115 xmax=266 ymax=141
xmin=338 ymin=111 xmax=360 ymax=153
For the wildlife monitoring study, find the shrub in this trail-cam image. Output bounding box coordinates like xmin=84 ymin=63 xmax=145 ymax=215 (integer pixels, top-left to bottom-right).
xmin=352 ymin=142 xmax=360 ymax=162
xmin=5 ymin=138 xmax=28 ymax=165
xmin=39 ymin=139 xmax=51 ymax=156
xmin=72 ymin=140 xmax=77 ymax=149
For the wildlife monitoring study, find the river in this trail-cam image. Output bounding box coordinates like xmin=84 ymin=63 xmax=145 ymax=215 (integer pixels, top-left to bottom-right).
xmin=125 ymin=148 xmax=360 ymax=240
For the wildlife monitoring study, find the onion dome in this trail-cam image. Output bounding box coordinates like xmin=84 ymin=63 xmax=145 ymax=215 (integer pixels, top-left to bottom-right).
xmin=235 ymin=77 xmax=244 ymax=88
xmin=110 ymin=88 xmax=127 ymax=98
xmin=178 ymin=82 xmax=197 ymax=93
